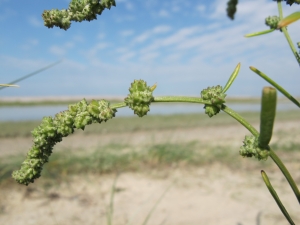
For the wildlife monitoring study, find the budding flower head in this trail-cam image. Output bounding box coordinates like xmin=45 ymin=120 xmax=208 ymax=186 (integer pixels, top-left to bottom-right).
xmin=240 ymin=135 xmax=269 ymax=161
xmin=265 ymin=16 xmax=280 ymax=29
xmin=201 ymin=85 xmax=226 ymax=118
xmin=125 ymin=80 xmax=155 ymax=117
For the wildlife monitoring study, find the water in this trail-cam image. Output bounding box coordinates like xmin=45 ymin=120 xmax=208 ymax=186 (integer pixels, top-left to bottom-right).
xmin=0 ymin=102 xmax=298 ymax=121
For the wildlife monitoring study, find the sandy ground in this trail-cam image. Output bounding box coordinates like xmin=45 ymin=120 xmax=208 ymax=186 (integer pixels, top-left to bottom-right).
xmin=1 ymin=120 xmax=300 ymax=225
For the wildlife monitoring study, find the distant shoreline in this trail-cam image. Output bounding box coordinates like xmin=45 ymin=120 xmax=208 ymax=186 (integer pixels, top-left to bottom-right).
xmin=0 ymin=95 xmax=125 ymax=102
xmin=0 ymin=95 xmax=296 ymax=107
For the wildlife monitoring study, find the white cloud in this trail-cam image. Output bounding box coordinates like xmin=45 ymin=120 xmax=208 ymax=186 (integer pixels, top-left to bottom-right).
xmin=158 ymin=9 xmax=170 ymax=18
xmin=85 ymin=42 xmax=110 ymax=59
xmin=139 ymin=52 xmax=160 ymax=62
xmin=28 ymin=16 xmax=42 ymax=27
xmin=0 ymin=8 xmax=15 ymax=22
xmin=120 ymin=29 xmax=134 ymax=37
xmin=97 ymin=32 xmax=105 ymax=39
xmin=118 ymin=0 xmax=134 ymax=11
xmin=131 ymin=25 xmax=172 ymax=46
xmin=49 ymin=45 xmax=66 ymax=56
xmin=21 ymin=39 xmax=39 ymax=50
xmin=118 ymin=51 xmax=136 ymax=62
xmin=153 ymin=25 xmax=172 ymax=34
xmin=196 ymin=4 xmax=206 ymax=13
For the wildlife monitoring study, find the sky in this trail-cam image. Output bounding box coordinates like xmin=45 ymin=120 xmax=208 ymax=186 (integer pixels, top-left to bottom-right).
xmin=1 ymin=0 xmax=300 ymax=98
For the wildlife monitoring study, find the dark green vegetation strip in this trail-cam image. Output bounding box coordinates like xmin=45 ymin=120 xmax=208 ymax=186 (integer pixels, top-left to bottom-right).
xmin=0 ymin=141 xmax=268 ymax=184
xmin=0 ymin=110 xmax=299 ymax=138
xmin=0 ymin=97 xmax=289 ymax=107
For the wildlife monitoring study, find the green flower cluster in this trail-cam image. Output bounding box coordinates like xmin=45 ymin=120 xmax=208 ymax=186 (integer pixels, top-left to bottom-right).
xmin=12 ymin=99 xmax=116 ymax=185
xmin=201 ymin=85 xmax=226 ymax=118
xmin=276 ymin=0 xmax=300 ymax=6
xmin=124 ymin=80 xmax=155 ymax=117
xmin=240 ymin=135 xmax=269 ymax=161
xmin=42 ymin=0 xmax=116 ymax=30
xmin=226 ymin=0 xmax=238 ymax=20
xmin=265 ymin=16 xmax=280 ymax=29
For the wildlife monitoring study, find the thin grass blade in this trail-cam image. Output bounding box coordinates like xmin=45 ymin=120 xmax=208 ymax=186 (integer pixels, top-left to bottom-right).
xmin=222 ymin=63 xmax=240 ymax=93
xmin=278 ymin=12 xmax=300 ymax=29
xmin=0 ymin=60 xmax=62 ymax=91
xmin=244 ymin=29 xmax=275 ymax=38
xmin=0 ymin=84 xmax=19 ymax=87
xmin=269 ymin=149 xmax=300 ymax=204
xmin=141 ymin=183 xmax=173 ymax=225
xmin=249 ymin=66 xmax=300 ymax=108
xmin=107 ymin=174 xmax=119 ymax=225
xmin=261 ymin=170 xmax=295 ymax=225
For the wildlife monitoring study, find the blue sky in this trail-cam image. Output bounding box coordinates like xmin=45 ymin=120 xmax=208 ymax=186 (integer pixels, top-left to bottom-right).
xmin=1 ymin=0 xmax=300 ymax=98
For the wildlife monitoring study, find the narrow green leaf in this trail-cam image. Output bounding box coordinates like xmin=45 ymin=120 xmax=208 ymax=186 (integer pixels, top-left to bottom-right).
xmin=107 ymin=174 xmax=119 ymax=225
xmin=270 ymin=149 xmax=300 ymax=204
xmin=0 ymin=84 xmax=19 ymax=87
xmin=259 ymin=87 xmax=277 ymax=148
xmin=222 ymin=63 xmax=240 ymax=93
xmin=250 ymin=66 xmax=300 ymax=108
xmin=244 ymin=29 xmax=275 ymax=38
xmin=278 ymin=12 xmax=300 ymax=29
xmin=0 ymin=60 xmax=62 ymax=91
xmin=261 ymin=170 xmax=295 ymax=225
xmin=142 ymin=183 xmax=173 ymax=225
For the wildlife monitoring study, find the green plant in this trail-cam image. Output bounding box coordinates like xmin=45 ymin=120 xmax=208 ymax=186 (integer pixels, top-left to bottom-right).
xmin=0 ymin=60 xmax=61 ymax=91
xmin=11 ymin=0 xmax=300 ymax=224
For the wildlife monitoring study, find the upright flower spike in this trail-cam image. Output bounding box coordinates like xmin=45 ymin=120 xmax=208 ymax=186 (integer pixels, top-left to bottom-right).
xmin=259 ymin=87 xmax=277 ymax=148
xmin=201 ymin=85 xmax=226 ymax=118
xmin=12 ymin=99 xmax=117 ymax=185
xmin=124 ymin=80 xmax=155 ymax=117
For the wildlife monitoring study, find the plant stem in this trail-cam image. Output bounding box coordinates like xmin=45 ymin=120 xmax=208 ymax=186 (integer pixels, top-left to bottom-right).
xmin=111 ymin=102 xmax=127 ymax=109
xmin=281 ymin=27 xmax=300 ymax=66
xmin=277 ymin=1 xmax=283 ymax=20
xmin=221 ymin=105 xmax=259 ymax=137
xmin=277 ymin=0 xmax=300 ymax=65
xmin=153 ymin=96 xmax=211 ymax=104
xmin=261 ymin=170 xmax=295 ymax=225
xmin=269 ymin=149 xmax=300 ymax=204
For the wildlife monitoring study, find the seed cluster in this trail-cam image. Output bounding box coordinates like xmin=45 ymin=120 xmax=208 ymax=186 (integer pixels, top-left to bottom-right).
xmin=124 ymin=80 xmax=155 ymax=117
xmin=240 ymin=135 xmax=269 ymax=161
xmin=265 ymin=16 xmax=280 ymax=29
xmin=12 ymin=99 xmax=116 ymax=185
xmin=42 ymin=0 xmax=116 ymax=30
xmin=226 ymin=0 xmax=238 ymax=20
xmin=200 ymin=85 xmax=226 ymax=118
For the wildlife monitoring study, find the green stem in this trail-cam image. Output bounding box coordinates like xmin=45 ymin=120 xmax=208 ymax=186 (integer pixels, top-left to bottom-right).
xmin=281 ymin=27 xmax=300 ymax=65
xmin=276 ymin=0 xmax=300 ymax=65
xmin=153 ymin=96 xmax=211 ymax=104
xmin=277 ymin=1 xmax=283 ymax=20
xmin=269 ymin=149 xmax=300 ymax=204
xmin=111 ymin=102 xmax=127 ymax=109
xmin=261 ymin=170 xmax=295 ymax=225
xmin=155 ymin=97 xmax=259 ymax=137
xmin=113 ymin=97 xmax=258 ymax=140
xmin=221 ymin=105 xmax=259 ymax=137
xmin=249 ymin=66 xmax=300 ymax=108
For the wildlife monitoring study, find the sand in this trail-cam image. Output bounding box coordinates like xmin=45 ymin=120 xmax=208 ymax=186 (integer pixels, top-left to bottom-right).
xmin=0 ymin=120 xmax=300 ymax=225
